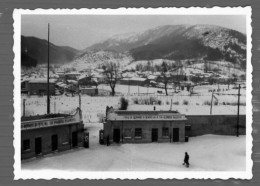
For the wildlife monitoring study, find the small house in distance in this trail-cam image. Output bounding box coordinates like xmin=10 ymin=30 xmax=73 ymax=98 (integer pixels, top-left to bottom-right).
xmin=80 ymin=86 xmax=98 ymax=96
xmin=119 ymin=77 xmax=148 ymax=86
xmin=179 ymin=81 xmax=195 ymax=91
xmin=103 ymin=108 xmax=187 ymax=144
xmin=21 ymin=79 xmax=29 ymax=94
xmin=21 ymin=108 xmax=84 ymax=160
xmin=28 ymin=78 xmax=56 ymax=95
xmin=65 ymin=72 xmax=81 ymax=81
xmin=78 ymin=75 xmax=98 ymax=87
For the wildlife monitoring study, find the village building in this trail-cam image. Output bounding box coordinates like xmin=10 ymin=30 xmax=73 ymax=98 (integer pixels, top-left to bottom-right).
xmin=65 ymin=72 xmax=81 ymax=81
xmin=147 ymin=75 xmax=158 ymax=83
xmin=26 ymin=78 xmax=56 ymax=95
xmin=92 ymin=74 xmax=105 ymax=83
xmin=119 ymin=77 xmax=149 ymax=86
xmin=121 ymin=72 xmax=137 ymax=78
xmin=80 ymin=87 xmax=98 ymax=96
xmin=55 ymin=82 xmax=69 ymax=94
xmin=179 ymin=81 xmax=195 ymax=91
xmin=103 ymin=108 xmax=187 ymax=144
xmin=21 ymin=108 xmax=84 ymax=160
xmin=56 ymin=71 xmax=66 ymax=81
xmin=21 ymin=79 xmax=30 ymax=94
xmin=78 ymin=75 xmax=98 ymax=87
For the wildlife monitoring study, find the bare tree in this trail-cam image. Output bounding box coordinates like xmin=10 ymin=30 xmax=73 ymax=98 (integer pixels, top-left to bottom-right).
xmin=102 ymin=62 xmax=120 ymax=96
xmin=160 ymin=61 xmax=170 ymax=96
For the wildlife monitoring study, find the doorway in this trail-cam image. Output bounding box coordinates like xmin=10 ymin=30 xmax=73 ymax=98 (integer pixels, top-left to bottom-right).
xmin=52 ymin=134 xmax=58 ymax=151
xmin=151 ymin=128 xmax=158 ymax=142
xmin=172 ymin=128 xmax=179 ymax=142
xmin=113 ymin=129 xmax=120 ymax=143
xmin=72 ymin=132 xmax=78 ymax=147
xmin=35 ymin=137 xmax=42 ymax=155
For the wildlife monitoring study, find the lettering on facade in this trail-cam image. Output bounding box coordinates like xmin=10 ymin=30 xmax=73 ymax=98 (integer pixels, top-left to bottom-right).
xmin=123 ymin=115 xmax=183 ymax=120
xmin=21 ymin=117 xmax=77 ymax=130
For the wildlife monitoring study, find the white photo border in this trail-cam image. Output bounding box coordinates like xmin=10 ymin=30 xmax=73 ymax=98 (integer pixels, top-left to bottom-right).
xmin=13 ymin=7 xmax=253 ymax=180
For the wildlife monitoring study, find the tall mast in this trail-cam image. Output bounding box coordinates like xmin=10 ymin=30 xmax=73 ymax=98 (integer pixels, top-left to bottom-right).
xmin=47 ymin=23 xmax=50 ymax=114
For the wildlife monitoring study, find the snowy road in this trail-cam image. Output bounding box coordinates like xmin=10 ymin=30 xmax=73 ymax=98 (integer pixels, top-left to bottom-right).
xmin=22 ymin=123 xmax=246 ymax=172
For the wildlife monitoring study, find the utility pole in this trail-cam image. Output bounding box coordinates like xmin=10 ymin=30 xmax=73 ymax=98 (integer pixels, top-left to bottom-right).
xmin=79 ymin=88 xmax=82 ymax=120
xmin=23 ymin=99 xmax=26 ymax=117
xmin=47 ymin=23 xmax=50 ymax=114
xmin=210 ymin=91 xmax=214 ymax=115
xmin=237 ymin=84 xmax=241 ymax=137
xmin=128 ymin=77 xmax=130 ymax=95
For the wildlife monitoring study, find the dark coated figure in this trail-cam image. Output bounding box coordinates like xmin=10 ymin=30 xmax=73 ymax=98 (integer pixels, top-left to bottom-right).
xmin=183 ymin=152 xmax=190 ymax=168
xmin=106 ymin=135 xmax=110 ymax=146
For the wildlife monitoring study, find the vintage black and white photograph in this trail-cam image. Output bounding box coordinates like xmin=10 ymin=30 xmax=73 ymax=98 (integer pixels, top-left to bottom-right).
xmin=13 ymin=7 xmax=252 ymax=179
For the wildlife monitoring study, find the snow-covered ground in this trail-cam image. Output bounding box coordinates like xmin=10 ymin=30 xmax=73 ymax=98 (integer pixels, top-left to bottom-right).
xmin=21 ymin=83 xmax=246 ymax=123
xmin=100 ymin=83 xmax=246 ymax=96
xmin=20 ymin=83 xmax=246 ymax=172
xmin=22 ymin=94 xmax=245 ymax=123
xmin=22 ymin=123 xmax=246 ymax=171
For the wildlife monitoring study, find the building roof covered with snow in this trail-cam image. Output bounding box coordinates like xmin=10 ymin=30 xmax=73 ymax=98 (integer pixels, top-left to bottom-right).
xmin=29 ymin=78 xmax=56 ymax=84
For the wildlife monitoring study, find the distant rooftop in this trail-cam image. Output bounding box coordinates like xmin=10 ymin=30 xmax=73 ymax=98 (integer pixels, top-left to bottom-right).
xmin=65 ymin=72 xmax=81 ymax=75
xmin=121 ymin=77 xmax=147 ymax=81
xmin=29 ymin=78 xmax=56 ymax=84
xmin=114 ymin=110 xmax=179 ymax=115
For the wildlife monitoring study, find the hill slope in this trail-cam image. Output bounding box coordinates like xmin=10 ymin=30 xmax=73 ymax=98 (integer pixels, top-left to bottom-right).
xmin=66 ymin=50 xmax=133 ymax=71
xmin=85 ymin=24 xmax=246 ymax=70
xmin=21 ymin=36 xmax=80 ymax=65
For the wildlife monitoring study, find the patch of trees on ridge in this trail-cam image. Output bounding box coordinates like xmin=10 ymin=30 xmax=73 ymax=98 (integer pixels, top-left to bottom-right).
xmin=130 ymin=34 xmax=246 ymax=70
xmin=21 ymin=51 xmax=37 ymax=68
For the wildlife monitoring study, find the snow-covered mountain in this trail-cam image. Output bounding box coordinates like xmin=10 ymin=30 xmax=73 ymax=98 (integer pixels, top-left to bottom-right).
xmin=81 ymin=24 xmax=246 ymax=70
xmin=66 ymin=50 xmax=133 ymax=71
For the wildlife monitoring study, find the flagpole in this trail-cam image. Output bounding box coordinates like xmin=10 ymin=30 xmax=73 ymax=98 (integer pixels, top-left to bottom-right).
xmin=47 ymin=23 xmax=50 ymax=114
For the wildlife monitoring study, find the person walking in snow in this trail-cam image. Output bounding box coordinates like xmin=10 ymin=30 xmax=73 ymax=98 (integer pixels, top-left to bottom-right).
xmin=106 ymin=135 xmax=110 ymax=146
xmin=183 ymin=152 xmax=190 ymax=167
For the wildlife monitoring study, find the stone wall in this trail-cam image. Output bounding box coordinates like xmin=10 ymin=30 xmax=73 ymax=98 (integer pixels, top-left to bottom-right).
xmin=185 ymin=115 xmax=246 ymax=137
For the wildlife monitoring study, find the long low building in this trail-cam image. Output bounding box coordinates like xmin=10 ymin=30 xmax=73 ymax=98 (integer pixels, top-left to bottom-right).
xmin=103 ymin=108 xmax=187 ymax=144
xmin=25 ymin=78 xmax=56 ymax=95
xmin=119 ymin=77 xmax=149 ymax=86
xmin=21 ymin=108 xmax=84 ymax=160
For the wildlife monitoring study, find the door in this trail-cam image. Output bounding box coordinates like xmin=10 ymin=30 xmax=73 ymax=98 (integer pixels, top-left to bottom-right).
xmin=151 ymin=128 xmax=158 ymax=142
xmin=72 ymin=132 xmax=78 ymax=147
xmin=172 ymin=128 xmax=179 ymax=142
xmin=113 ymin=129 xmax=120 ymax=143
xmin=52 ymin=134 xmax=58 ymax=151
xmin=35 ymin=137 xmax=42 ymax=155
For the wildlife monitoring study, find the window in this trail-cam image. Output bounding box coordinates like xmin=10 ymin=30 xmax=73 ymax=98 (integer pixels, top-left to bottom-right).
xmin=124 ymin=128 xmax=132 ymax=138
xmin=185 ymin=125 xmax=191 ymax=131
xmin=135 ymin=128 xmax=142 ymax=138
xmin=162 ymin=127 xmax=169 ymax=137
xmin=23 ymin=139 xmax=30 ymax=151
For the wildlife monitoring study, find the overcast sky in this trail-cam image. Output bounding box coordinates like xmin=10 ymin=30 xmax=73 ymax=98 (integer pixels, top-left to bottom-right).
xmin=21 ymin=15 xmax=246 ymax=50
